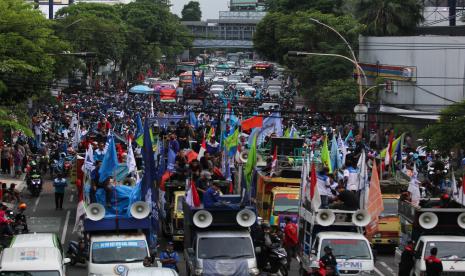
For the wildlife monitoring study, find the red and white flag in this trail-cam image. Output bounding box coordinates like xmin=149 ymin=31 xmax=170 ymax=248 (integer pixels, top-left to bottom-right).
xmin=186 ymin=179 xmax=201 ymax=207
xmin=270 ymin=146 xmax=277 ymax=176
xmin=310 ymin=161 xmax=321 ymax=211
xmin=197 ymin=135 xmax=207 ymax=161
xmin=384 ymin=131 xmax=394 ymax=165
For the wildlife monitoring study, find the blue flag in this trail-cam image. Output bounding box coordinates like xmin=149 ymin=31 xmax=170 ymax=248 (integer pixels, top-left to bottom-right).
xmin=99 ymin=134 xmax=119 ymax=183
xmin=157 ymin=140 xmax=165 ymax=180
xmin=189 ymin=111 xmax=198 ymax=128
xmin=141 ymin=119 xmax=158 ymax=247
xmin=167 ymin=148 xmax=176 ymax=172
xmin=345 ymin=129 xmax=353 ymax=145
xmin=136 ymin=113 xmax=143 ymax=138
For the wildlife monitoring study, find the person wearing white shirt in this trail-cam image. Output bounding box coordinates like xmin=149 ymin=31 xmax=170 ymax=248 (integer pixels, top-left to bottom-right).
xmin=344 ymin=162 xmax=359 ymax=192
xmin=317 ymin=167 xmax=331 ymax=208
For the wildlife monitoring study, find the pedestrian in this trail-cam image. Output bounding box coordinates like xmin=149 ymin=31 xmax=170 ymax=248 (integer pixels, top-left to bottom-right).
xmin=320 ymin=246 xmax=338 ymax=275
xmin=283 ymin=216 xmax=298 ymax=270
xmin=53 ymin=173 xmax=67 ymax=210
xmin=425 ymin=247 xmax=442 ymax=276
xmin=159 ymin=242 xmax=179 ymax=272
xmin=399 ymin=241 xmax=415 ymax=276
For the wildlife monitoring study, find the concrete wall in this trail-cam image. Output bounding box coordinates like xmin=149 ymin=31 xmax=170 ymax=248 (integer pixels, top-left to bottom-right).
xmin=359 ymin=36 xmax=465 ymax=111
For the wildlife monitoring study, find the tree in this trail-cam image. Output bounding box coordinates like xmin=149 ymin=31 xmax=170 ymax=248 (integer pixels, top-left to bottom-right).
xmin=421 ymin=101 xmax=465 ymax=153
xmin=264 ymin=0 xmax=345 ymax=14
xmin=181 ymin=1 xmax=202 ymax=21
xmin=0 ymin=0 xmax=69 ymax=104
xmin=354 ymin=0 xmax=423 ymax=36
xmin=313 ymin=79 xmax=359 ymax=112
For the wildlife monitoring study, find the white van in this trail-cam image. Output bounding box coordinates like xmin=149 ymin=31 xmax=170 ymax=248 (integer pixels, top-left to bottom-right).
xmin=0 ymin=233 xmax=70 ymax=275
xmin=126 ymin=267 xmax=178 ymax=276
xmin=88 ymin=233 xmax=150 ymax=276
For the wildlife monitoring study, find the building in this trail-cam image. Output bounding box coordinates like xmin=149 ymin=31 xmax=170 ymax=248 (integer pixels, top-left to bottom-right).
xmin=229 ymin=0 xmax=265 ymax=12
xmin=358 ymin=35 xmax=465 ymax=118
xmin=422 ymin=0 xmax=465 ymax=26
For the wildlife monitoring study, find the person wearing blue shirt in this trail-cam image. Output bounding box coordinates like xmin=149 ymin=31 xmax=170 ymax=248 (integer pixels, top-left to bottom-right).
xmin=160 ymin=242 xmax=179 ymax=272
xmin=94 ymin=143 xmax=105 ymax=162
xmin=53 ymin=174 xmax=68 ymax=210
xmin=203 ymin=182 xmax=221 ymax=208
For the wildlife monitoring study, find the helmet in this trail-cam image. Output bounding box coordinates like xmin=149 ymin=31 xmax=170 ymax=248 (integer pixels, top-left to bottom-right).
xmin=18 ymin=203 xmax=27 ymax=210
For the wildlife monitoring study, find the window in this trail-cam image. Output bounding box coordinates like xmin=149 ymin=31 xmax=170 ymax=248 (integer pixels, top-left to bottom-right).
xmin=425 ymin=241 xmax=465 ymax=260
xmin=321 ymin=239 xmax=372 ymax=260
xmin=197 ymin=237 xmax=254 ymax=259
xmin=91 ymin=240 xmax=148 ymax=264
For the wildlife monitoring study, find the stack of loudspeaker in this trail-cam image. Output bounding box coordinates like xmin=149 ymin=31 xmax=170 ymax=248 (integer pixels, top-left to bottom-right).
xmin=86 ymin=201 xmax=150 ymax=221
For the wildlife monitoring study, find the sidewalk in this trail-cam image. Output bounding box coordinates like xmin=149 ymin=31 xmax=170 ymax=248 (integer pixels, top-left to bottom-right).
xmin=0 ymin=173 xmax=27 ymax=192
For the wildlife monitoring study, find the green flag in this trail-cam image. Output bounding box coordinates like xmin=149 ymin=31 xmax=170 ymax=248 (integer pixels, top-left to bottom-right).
xmin=284 ymin=128 xmax=290 ymax=138
xmin=224 ymin=128 xmax=239 ymax=151
xmin=136 ymin=128 xmax=155 ymax=147
xmin=321 ymin=135 xmax=332 ymax=173
xmin=244 ymin=134 xmax=257 ymax=191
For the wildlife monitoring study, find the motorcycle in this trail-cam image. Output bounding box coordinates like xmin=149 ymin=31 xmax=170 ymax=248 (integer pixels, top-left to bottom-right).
xmin=6 ymin=207 xmax=28 ymax=234
xmin=28 ymin=173 xmax=42 ymax=197
xmin=67 ymin=239 xmax=88 ymax=265
xmin=262 ymin=242 xmax=288 ymax=276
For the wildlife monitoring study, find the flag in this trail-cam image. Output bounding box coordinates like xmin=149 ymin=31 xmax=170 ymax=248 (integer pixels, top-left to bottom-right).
xmin=141 ymin=119 xmax=158 ymax=246
xmin=191 ymin=69 xmax=197 ymax=89
xmin=186 ymin=180 xmax=201 ymax=207
xmin=82 ymin=144 xmax=95 ymax=174
xmin=72 ymin=118 xmax=81 ymax=150
xmin=310 ymin=160 xmax=321 ymax=211
xmin=357 ymin=150 xmax=368 ymax=208
xmin=197 ymin=136 xmax=206 ymax=161
xmin=408 ymin=163 xmax=421 ymax=207
xmin=136 ymin=128 xmax=155 ymax=147
xmin=289 ymin=125 xmax=298 ymax=138
xmin=320 ymin=135 xmax=332 ymax=173
xmin=241 ymin=116 xmax=263 ymax=131
xmin=380 ymin=134 xmax=403 ymax=159
xmin=284 ymin=128 xmax=290 ymax=138
xmin=344 ymin=129 xmax=353 ymax=144
xmin=167 ymin=148 xmax=176 ymax=172
xmin=244 ymin=133 xmax=257 ymax=191
xmin=270 ymin=146 xmax=277 ymax=176
xmin=99 ymin=134 xmax=119 ymax=183
xmin=337 ymin=133 xmax=346 ymax=167
xmin=189 ymin=111 xmax=198 ymax=128
xmin=207 ymin=127 xmax=215 ymax=141
xmin=73 ymin=179 xmax=86 ymax=233
xmin=224 ymin=128 xmax=239 ymax=155
xmin=384 ymin=131 xmax=394 ymax=165
xmin=135 ymin=113 xmax=143 ymax=138
xmin=330 ymin=135 xmax=341 ymax=171
xmin=365 ymin=161 xmax=384 ymax=237
xmin=126 ymin=138 xmax=137 ymax=174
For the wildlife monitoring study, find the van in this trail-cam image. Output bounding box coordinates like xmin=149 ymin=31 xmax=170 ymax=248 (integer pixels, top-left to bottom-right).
xmin=0 ymin=233 xmax=70 ymax=275
xmin=126 ymin=267 xmax=178 ymax=276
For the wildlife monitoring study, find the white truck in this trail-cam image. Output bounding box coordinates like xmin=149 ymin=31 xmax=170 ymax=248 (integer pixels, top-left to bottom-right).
xmin=395 ymin=199 xmax=465 ymax=275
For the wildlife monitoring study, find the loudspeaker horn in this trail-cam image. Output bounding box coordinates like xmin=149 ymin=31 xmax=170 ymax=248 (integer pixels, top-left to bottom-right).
xmin=130 ymin=201 xmax=150 ymax=219
xmin=239 ymin=150 xmax=249 ymax=163
xmin=256 ymin=154 xmax=267 ymax=167
xmin=352 ymin=210 xmax=371 ymax=227
xmin=419 ymin=212 xmax=438 ymax=229
xmin=316 ymin=210 xmax=335 ymax=227
xmin=458 ymin=213 xmax=465 ymax=229
xmin=193 ymin=210 xmax=213 ymax=228
xmin=236 ymin=209 xmax=257 ymax=227
xmin=86 ymin=203 xmax=105 ymax=221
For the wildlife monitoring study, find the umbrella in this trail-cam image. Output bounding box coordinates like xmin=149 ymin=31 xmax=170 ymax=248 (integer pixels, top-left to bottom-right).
xmin=129 ymin=85 xmax=155 ymax=94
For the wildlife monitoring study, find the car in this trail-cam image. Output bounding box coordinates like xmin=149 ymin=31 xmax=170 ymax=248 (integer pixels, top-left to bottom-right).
xmin=127 ymin=267 xmax=178 ymax=276
xmin=236 ymin=83 xmax=249 ymax=90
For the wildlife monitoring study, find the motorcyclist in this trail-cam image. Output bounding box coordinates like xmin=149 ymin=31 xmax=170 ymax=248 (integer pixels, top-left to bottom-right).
xmin=255 ymin=223 xmax=280 ymax=270
xmin=0 ymin=204 xmax=13 ymax=236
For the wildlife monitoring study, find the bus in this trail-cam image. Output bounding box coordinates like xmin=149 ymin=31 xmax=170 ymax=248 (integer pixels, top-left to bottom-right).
xmin=175 ymin=62 xmax=197 ymax=75
xmin=250 ymin=63 xmax=274 ymax=78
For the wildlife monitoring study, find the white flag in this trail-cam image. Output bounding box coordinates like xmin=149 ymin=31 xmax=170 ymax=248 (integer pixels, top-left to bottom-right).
xmin=126 ymin=139 xmax=137 ymax=174
xmin=72 ymin=122 xmax=81 ymax=150
xmin=357 ymin=150 xmax=368 ymax=208
xmin=82 ymin=144 xmax=95 ymax=174
xmin=408 ymin=163 xmax=421 ymax=207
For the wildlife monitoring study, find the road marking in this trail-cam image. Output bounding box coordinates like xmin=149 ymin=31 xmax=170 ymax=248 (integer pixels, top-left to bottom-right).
xmin=61 ymin=210 xmax=70 ymax=245
xmin=32 ymin=195 xmax=41 ymax=213
xmin=379 ymin=261 xmax=396 ymax=275
xmin=375 ymin=267 xmax=386 ymax=276
xmin=69 ymin=194 xmax=74 ymax=202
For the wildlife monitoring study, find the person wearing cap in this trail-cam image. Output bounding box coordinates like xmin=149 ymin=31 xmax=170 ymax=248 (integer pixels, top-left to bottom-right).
xmin=159 ymin=242 xmax=179 ymax=272
xmin=399 ymin=241 xmax=415 ymax=276
xmin=320 ymin=246 xmax=338 ymax=275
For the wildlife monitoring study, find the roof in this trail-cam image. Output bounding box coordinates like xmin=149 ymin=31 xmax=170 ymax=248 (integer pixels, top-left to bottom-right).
xmin=91 ymin=233 xmax=146 ymax=242
xmin=11 ymin=233 xmax=56 ymax=248
xmin=196 ymin=230 xmax=251 ymax=238
xmin=418 ymin=235 xmax=465 ymax=242
xmin=0 ymin=247 xmax=62 ymax=271
xmin=316 ymin=232 xmax=368 ymax=240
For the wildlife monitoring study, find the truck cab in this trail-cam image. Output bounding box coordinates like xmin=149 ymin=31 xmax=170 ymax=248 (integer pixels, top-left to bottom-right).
xmin=310 ymin=232 xmax=375 ymax=275
xmin=368 ymin=194 xmax=400 ymax=247
xmin=269 ymin=187 xmax=299 ymax=229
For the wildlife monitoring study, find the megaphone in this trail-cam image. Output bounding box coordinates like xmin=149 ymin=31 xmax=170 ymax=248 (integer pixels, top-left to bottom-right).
xmin=256 ymin=154 xmax=267 ymax=167
xmin=458 ymin=213 xmax=465 ymax=229
xmin=130 ymin=201 xmax=150 ymax=219
xmin=193 ymin=210 xmax=213 ymax=228
xmin=316 ymin=210 xmax=335 ymax=227
xmin=419 ymin=212 xmax=438 ymax=229
xmin=239 ymin=150 xmax=249 ymax=163
xmin=352 ymin=210 xmax=371 ymax=227
xmin=236 ymin=209 xmax=256 ymax=227
xmin=86 ymin=203 xmax=105 ymax=221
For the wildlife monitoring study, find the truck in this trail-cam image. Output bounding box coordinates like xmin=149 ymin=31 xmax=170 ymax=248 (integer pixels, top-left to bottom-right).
xmin=255 ymin=172 xmax=300 ymax=228
xmin=395 ymin=198 xmax=465 ymax=275
xmin=183 ymin=195 xmax=260 ymax=276
xmin=367 ymin=194 xmax=400 ymax=248
xmin=161 ymin=180 xmax=186 ymax=243
xmin=298 ymin=205 xmax=376 ymax=275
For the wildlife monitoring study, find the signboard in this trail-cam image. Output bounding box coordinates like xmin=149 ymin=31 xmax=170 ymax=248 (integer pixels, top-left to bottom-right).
xmin=358 ymin=63 xmax=417 ymax=82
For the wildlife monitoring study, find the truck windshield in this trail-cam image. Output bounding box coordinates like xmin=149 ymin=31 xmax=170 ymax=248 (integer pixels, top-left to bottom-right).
xmin=273 ymin=194 xmax=299 ymax=214
xmin=92 ymin=240 xmax=147 ymax=264
xmin=425 ymin=241 xmax=465 ymax=260
xmin=176 ymin=196 xmax=185 ymax=211
xmin=321 ymin=239 xmax=371 ymax=260
xmin=381 ymin=199 xmax=398 ymax=216
xmin=0 ymin=271 xmax=60 ymax=276
xmin=198 ymin=237 xmax=254 ymax=259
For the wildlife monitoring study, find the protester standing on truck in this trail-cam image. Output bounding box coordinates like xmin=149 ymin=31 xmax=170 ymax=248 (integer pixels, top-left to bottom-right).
xmin=398 ymin=240 xmax=415 ymax=276
xmin=283 ymin=216 xmax=298 ymax=270
xmin=425 ymin=247 xmax=443 ymax=276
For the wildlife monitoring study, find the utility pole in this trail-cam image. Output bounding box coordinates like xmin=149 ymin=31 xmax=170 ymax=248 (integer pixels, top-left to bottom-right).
xmin=48 ymin=0 xmax=53 ymax=19
xmin=449 ymin=0 xmax=457 ymax=26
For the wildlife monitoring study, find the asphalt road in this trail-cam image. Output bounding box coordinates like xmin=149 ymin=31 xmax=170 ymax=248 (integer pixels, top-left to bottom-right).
xmin=15 ymin=178 xmax=397 ymax=276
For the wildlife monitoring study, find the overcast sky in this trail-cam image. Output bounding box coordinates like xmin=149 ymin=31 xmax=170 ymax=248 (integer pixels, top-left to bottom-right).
xmin=170 ymin=0 xmax=229 ymax=20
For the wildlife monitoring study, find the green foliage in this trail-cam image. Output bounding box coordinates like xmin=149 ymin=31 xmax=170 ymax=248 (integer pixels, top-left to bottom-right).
xmin=181 ymin=1 xmax=202 ymax=21
xmin=313 ymin=79 xmax=359 ymax=112
xmin=0 ymin=0 xmax=70 ymax=104
xmin=354 ymin=0 xmax=423 ymax=36
xmin=264 ymin=0 xmax=345 ymax=14
xmin=421 ymin=101 xmax=465 ymax=153
xmin=0 ymin=106 xmax=32 ymax=137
